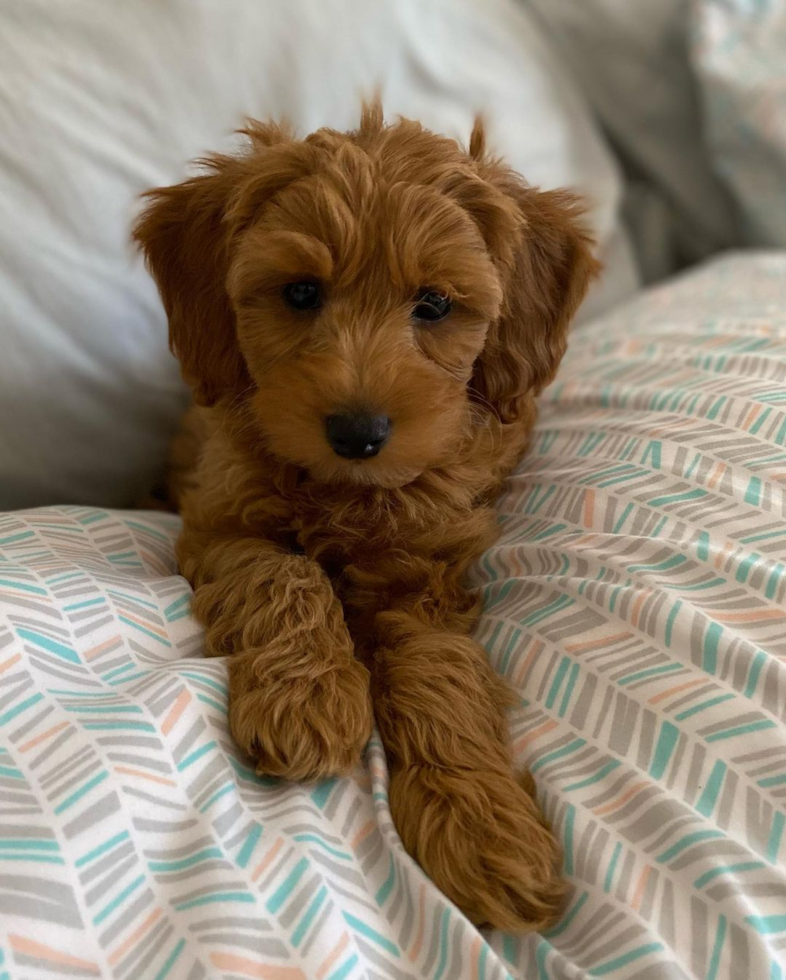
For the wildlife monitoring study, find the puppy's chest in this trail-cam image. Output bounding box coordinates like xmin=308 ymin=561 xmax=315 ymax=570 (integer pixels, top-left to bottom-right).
xmin=282 ymin=485 xmax=469 ymax=569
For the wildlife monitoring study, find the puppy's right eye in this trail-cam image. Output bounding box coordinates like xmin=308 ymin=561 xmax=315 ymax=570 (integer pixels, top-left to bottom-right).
xmin=283 ymin=281 xmax=321 ymax=311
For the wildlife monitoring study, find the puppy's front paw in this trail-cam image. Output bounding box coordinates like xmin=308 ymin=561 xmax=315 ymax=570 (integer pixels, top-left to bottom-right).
xmin=390 ymin=765 xmax=565 ymax=932
xmin=229 ymin=647 xmax=373 ymax=781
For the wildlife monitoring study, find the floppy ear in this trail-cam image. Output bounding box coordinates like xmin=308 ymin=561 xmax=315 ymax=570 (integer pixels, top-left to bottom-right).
xmin=469 ymin=135 xmax=600 ymax=422
xmin=133 ymin=121 xmax=302 ymax=407
xmin=133 ymin=156 xmax=250 ymax=407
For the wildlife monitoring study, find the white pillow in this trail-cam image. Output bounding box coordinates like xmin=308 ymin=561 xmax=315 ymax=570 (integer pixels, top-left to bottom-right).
xmin=525 ymin=0 xmax=741 ymax=282
xmin=691 ymin=0 xmax=786 ymax=246
xmin=0 ymin=0 xmax=635 ymax=509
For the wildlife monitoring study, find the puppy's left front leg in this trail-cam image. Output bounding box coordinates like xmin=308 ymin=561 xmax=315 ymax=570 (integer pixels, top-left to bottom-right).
xmin=368 ymin=571 xmax=565 ymax=932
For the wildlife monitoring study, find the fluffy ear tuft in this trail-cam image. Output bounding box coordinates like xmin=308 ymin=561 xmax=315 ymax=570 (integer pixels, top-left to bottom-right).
xmin=471 ymin=173 xmax=600 ymax=422
xmin=469 ymin=115 xmax=487 ymax=161
xmin=133 ymin=156 xmax=248 ymax=407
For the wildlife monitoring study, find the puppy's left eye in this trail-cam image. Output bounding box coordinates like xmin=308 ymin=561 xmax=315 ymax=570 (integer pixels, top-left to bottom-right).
xmin=413 ymin=289 xmax=451 ymax=323
xmin=283 ymin=280 xmax=321 ymax=311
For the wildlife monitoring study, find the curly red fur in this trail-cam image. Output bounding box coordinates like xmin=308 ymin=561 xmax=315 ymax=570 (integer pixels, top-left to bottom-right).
xmin=134 ymin=104 xmax=598 ymax=932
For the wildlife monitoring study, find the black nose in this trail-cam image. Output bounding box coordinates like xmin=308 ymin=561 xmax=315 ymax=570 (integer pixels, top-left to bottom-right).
xmin=325 ymin=413 xmax=390 ymax=459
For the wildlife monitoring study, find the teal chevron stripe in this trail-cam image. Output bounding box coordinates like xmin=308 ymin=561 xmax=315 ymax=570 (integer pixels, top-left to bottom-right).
xmin=175 ymin=891 xmax=255 ymax=911
xmin=745 ymin=915 xmax=786 ymax=935
xmin=706 ymin=719 xmax=776 ymax=742
xmin=675 ymin=694 xmax=735 ymax=722
xmin=200 ymin=782 xmax=234 ymax=812
xmin=628 ymin=554 xmax=687 ymax=574
xmin=93 ymin=875 xmax=145 ymax=925
xmin=758 ymin=773 xmax=786 ymax=788
xmin=604 ymin=842 xmax=622 ymax=893
xmin=702 ymin=622 xmax=723 ymax=674
xmin=76 ymin=831 xmax=130 ymax=868
xmin=311 ymin=779 xmax=337 ymax=808
xmin=767 ymin=812 xmax=784 ymax=863
xmin=696 ymin=762 xmax=727 ymax=817
xmin=54 ymin=771 xmax=108 ymax=814
xmin=0 ymin=839 xmax=59 ymax=851
xmin=118 ymin=616 xmax=172 ymax=646
xmin=546 ymin=657 xmax=571 ymax=709
xmin=656 ymin=830 xmax=724 ymax=863
xmin=267 ymin=858 xmax=309 ymax=913
xmin=589 ymin=943 xmax=664 ymax=976
xmin=564 ymin=760 xmax=621 ymax=793
xmin=293 ymin=834 xmax=351 ymax=860
xmin=694 ymin=862 xmax=765 ymax=889
xmin=342 ymin=912 xmax=400 ymax=957
xmin=531 ymin=738 xmax=586 ymax=774
xmin=292 ymin=885 xmax=328 ymax=947
xmin=149 ymin=848 xmax=223 ymax=872
xmin=327 ymin=955 xmax=359 ymax=980
xmin=237 ymin=825 xmax=262 ymax=868
xmin=153 ymin=939 xmax=186 ymax=980
xmin=619 ymin=662 xmax=682 ymax=686
xmin=0 ymin=579 xmax=47 ymax=595
xmin=558 ymin=662 xmax=580 ymax=717
xmin=375 ymin=856 xmax=396 ymax=906
xmin=650 ymin=722 xmax=679 ymax=780
xmin=664 ymin=600 xmax=682 ymax=647
xmin=648 ymin=488 xmax=708 ymax=508
xmin=177 ymin=741 xmax=217 ymax=771
xmin=545 ymin=892 xmax=588 ymax=938
xmin=17 ymin=628 xmax=79 ymax=663
xmin=744 ymin=650 xmax=767 ymax=696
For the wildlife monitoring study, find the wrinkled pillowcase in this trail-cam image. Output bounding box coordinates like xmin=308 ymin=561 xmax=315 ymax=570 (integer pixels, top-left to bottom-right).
xmin=691 ymin=0 xmax=786 ymax=246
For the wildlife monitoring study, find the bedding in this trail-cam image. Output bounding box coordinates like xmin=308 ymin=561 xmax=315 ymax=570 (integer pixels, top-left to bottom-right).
xmin=691 ymin=0 xmax=786 ymax=247
xmin=524 ymin=0 xmax=740 ymax=283
xmin=1 ymin=252 xmax=786 ymax=979
xmin=0 ymin=0 xmax=635 ymax=511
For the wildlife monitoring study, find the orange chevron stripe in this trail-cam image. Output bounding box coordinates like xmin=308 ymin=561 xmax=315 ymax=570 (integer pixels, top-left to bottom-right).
xmin=512 ymin=639 xmax=545 ymax=687
xmin=0 ymin=653 xmax=21 ymax=675
xmin=251 ymin=836 xmax=284 ymax=883
xmin=18 ymin=720 xmax=69 ymax=753
xmin=566 ymin=631 xmax=633 ymax=654
xmin=10 ymin=934 xmax=99 ymax=973
xmin=631 ymin=864 xmax=652 ymax=911
xmin=317 ymin=934 xmax=349 ymax=980
xmin=648 ymin=677 xmax=707 ymax=704
xmin=161 ymin=688 xmax=191 ymax=735
xmin=114 ymin=766 xmax=176 ymax=787
xmin=109 ymin=908 xmax=162 ymax=966
xmin=350 ymin=820 xmax=375 ymax=849
xmin=409 ymin=883 xmax=427 ymax=962
xmin=84 ymin=635 xmax=121 ymax=661
xmin=594 ymin=780 xmax=649 ymax=817
xmin=210 ymin=953 xmax=306 ymax=980
xmin=513 ymin=719 xmax=559 ymax=754
xmin=583 ymin=489 xmax=595 ymax=529
xmin=718 ymin=607 xmax=786 ymax=623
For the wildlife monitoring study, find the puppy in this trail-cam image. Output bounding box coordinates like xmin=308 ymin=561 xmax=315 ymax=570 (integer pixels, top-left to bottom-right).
xmin=134 ymin=105 xmax=597 ymax=933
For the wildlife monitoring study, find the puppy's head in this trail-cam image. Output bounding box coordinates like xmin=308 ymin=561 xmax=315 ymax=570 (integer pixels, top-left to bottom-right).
xmin=135 ymin=105 xmax=598 ymax=488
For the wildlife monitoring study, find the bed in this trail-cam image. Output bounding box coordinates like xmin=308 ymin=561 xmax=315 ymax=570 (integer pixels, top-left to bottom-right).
xmin=3 ymin=253 xmax=785 ymax=979
xmin=2 ymin=1 xmax=786 ymax=978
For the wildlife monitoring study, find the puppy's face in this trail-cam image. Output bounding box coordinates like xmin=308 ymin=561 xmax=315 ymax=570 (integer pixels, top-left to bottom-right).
xmin=135 ymin=108 xmax=597 ymax=488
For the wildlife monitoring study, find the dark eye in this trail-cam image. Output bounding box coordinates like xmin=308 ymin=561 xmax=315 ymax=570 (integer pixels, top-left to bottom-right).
xmin=413 ymin=289 xmax=451 ymax=323
xmin=283 ymin=281 xmax=321 ymax=311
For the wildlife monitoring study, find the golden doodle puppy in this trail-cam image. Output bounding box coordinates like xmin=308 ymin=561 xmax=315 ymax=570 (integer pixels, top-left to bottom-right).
xmin=135 ymin=105 xmax=597 ymax=932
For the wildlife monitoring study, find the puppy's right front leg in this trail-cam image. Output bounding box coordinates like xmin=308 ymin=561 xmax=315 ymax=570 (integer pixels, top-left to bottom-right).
xmin=180 ymin=533 xmax=373 ymax=780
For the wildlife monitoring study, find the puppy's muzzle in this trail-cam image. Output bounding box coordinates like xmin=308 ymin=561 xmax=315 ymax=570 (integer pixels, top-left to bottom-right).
xmin=325 ymin=413 xmax=390 ymax=459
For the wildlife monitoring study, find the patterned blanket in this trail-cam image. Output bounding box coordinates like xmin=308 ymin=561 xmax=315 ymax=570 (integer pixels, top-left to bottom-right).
xmin=1 ymin=252 xmax=785 ymax=979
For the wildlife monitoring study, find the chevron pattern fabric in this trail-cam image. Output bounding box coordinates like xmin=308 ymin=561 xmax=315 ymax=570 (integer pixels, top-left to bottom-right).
xmin=1 ymin=252 xmax=785 ymax=979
